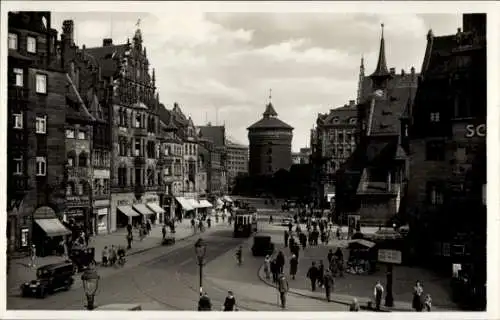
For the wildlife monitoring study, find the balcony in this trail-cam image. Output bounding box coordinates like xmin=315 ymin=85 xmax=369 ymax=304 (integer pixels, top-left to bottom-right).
xmin=134 ymin=127 xmax=148 ymax=137
xmin=67 ymin=167 xmax=89 ymax=178
xmin=8 ymin=86 xmax=29 ymax=102
xmin=134 ymin=156 xmax=146 ymax=167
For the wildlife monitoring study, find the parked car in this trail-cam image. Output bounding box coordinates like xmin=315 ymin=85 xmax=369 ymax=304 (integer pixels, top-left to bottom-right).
xmin=69 ymin=247 xmax=96 ymax=272
xmin=252 ymin=235 xmax=275 ymax=256
xmin=21 ymin=262 xmax=75 ymax=298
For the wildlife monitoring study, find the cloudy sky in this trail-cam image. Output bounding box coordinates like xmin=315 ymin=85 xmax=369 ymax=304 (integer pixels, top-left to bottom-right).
xmin=44 ymin=6 xmax=464 ymax=151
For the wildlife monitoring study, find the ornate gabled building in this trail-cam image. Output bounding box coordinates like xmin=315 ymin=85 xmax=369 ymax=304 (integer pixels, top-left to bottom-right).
xmin=248 ymin=97 xmax=293 ymax=177
xmin=84 ymin=26 xmax=164 ymax=230
xmin=405 ymin=14 xmax=486 ymax=292
xmin=335 ymin=24 xmax=418 ymax=226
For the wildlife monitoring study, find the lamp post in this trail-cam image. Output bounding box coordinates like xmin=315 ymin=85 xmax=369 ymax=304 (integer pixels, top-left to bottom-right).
xmin=81 ymin=268 xmax=100 ymax=310
xmin=194 ymin=238 xmax=207 ymax=296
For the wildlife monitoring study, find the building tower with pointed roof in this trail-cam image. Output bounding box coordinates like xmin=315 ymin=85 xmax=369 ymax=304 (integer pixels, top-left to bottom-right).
xmin=247 ymin=91 xmax=294 ymax=176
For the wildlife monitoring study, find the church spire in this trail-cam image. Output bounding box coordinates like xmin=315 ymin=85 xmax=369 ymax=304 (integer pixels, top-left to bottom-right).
xmin=133 ymin=18 xmax=143 ymax=49
xmin=370 ymin=23 xmax=391 ymax=88
xmin=356 ymin=55 xmax=365 ymax=104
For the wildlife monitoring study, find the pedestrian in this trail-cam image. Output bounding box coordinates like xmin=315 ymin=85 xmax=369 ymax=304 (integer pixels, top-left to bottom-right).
xmin=289 ymin=236 xmax=295 ymax=252
xmin=276 ymin=251 xmax=285 ymax=273
xmin=412 ymin=280 xmax=424 ymax=311
xmin=277 ymin=273 xmax=289 ymax=309
xmin=109 ymin=245 xmax=117 ymax=266
xmin=84 ymin=231 xmax=90 ymax=246
xmin=424 ymin=294 xmax=432 ymax=312
xmin=269 ymin=215 xmax=273 ymax=224
xmin=284 ymin=230 xmax=289 ymax=248
xmin=191 ymin=218 xmax=196 ymax=231
xmin=289 ymin=254 xmax=298 ymax=280
xmin=349 ymin=297 xmax=360 ymax=311
xmin=264 ymin=255 xmax=271 ymax=279
xmin=126 ymin=232 xmax=133 ymax=250
xmin=271 ymin=259 xmax=279 ymax=283
xmin=288 ymin=222 xmax=293 ymax=232
xmin=317 ymin=260 xmax=325 ymax=288
xmin=30 ymin=244 xmax=37 ymax=268
xmin=336 ymin=227 xmax=341 ymax=240
xmin=223 ymin=291 xmax=237 ymax=311
xmin=198 ymin=292 xmax=212 ymax=311
xmin=335 ymin=248 xmax=344 ymax=277
xmin=162 ymin=224 xmax=167 ymax=239
xmin=300 ymin=232 xmax=307 ymax=250
xmin=101 ymin=246 xmax=109 ymax=267
xmin=327 ymin=249 xmax=334 ymax=265
xmin=146 ymin=220 xmax=152 ymax=234
xmin=127 ymin=223 xmax=132 ymax=236
xmin=235 ymin=245 xmax=243 ymax=266
xmin=306 ymin=261 xmax=319 ymax=292
xmin=292 ymin=242 xmax=300 ymax=259
xmin=373 ymin=280 xmax=384 ymax=311
xmin=323 ymin=269 xmax=334 ymax=302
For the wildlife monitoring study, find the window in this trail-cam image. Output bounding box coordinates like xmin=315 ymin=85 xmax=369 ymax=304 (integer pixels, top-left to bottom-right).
xmin=103 ymin=179 xmax=109 ymax=194
xmin=77 ymin=130 xmax=86 ymax=140
xmin=67 ymin=157 xmax=74 ymax=167
xmin=8 ymin=33 xmax=18 ymax=50
xmin=66 ymin=128 xmax=75 ymax=138
xmin=14 ymin=68 xmax=23 ymax=86
xmin=427 ymin=182 xmax=444 ymax=205
xmin=426 ymin=141 xmax=445 ymax=161
xmin=14 ymin=155 xmax=23 ymax=175
xmin=35 ymin=74 xmax=47 ymax=94
xmin=135 ymin=113 xmax=141 ymax=128
xmin=135 ymin=140 xmax=141 ymax=156
xmin=430 ymin=112 xmax=440 ymax=122
xmin=36 ymin=156 xmax=46 ymax=176
xmin=13 ymin=112 xmax=23 ymax=129
xmin=27 ymin=36 xmax=37 ymax=53
xmin=35 ymin=116 xmax=47 ymax=134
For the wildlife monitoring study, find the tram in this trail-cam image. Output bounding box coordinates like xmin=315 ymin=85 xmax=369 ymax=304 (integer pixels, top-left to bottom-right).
xmin=233 ymin=209 xmax=258 ymax=238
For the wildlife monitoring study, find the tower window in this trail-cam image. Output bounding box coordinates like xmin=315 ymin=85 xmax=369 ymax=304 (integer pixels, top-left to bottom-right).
xmin=430 ymin=112 xmax=440 ymax=122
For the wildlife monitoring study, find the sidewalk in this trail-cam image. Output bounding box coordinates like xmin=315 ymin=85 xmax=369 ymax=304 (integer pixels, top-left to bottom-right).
xmin=7 ymin=219 xmax=227 ymax=295
xmin=256 ymin=232 xmax=458 ymax=312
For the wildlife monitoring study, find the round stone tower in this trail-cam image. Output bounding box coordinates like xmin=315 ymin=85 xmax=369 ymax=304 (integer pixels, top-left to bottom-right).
xmin=247 ymin=99 xmax=293 ymax=177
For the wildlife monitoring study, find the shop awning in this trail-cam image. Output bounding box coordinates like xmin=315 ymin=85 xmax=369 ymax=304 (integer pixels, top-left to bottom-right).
xmin=146 ymin=202 xmax=165 ymax=214
xmin=186 ymin=198 xmax=202 ymax=209
xmin=223 ymin=196 xmax=234 ymax=202
xmin=216 ymin=198 xmax=224 ymax=208
xmin=35 ymin=219 xmax=71 ymax=237
xmin=175 ymin=197 xmax=194 ymax=211
xmin=118 ymin=206 xmax=140 ymax=217
xmin=133 ymin=204 xmax=155 ymax=216
xmin=198 ymin=200 xmax=213 ymax=208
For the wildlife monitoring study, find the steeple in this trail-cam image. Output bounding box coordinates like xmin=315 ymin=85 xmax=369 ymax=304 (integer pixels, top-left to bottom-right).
xmin=263 ymin=88 xmax=278 ymax=118
xmin=370 ymin=23 xmax=391 ymax=89
xmin=133 ymin=19 xmax=142 ymax=49
xmin=356 ymin=55 xmax=365 ymax=104
xmin=152 ymin=68 xmax=156 ymax=86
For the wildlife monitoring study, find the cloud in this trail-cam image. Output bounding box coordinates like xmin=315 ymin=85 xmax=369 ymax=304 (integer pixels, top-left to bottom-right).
xmin=50 ymin=11 xmax=461 ymax=151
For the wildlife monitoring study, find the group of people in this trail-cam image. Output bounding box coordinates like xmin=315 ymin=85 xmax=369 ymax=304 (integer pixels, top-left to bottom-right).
xmin=101 ymin=245 xmax=126 ymax=267
xmin=198 ymin=291 xmax=239 ymax=311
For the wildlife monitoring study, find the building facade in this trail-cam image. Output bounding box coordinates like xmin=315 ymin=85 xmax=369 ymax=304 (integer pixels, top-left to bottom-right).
xmin=7 ymin=12 xmax=73 ymax=253
xmin=292 ymin=147 xmax=311 ymax=165
xmin=226 ymin=140 xmax=249 ymax=193
xmin=405 ymin=14 xmax=486 ymax=281
xmin=197 ymin=124 xmax=228 ymax=196
xmin=84 ymin=27 xmax=164 ymax=230
xmin=248 ymin=100 xmax=293 ymax=177
xmin=335 ymin=25 xmax=418 ymax=226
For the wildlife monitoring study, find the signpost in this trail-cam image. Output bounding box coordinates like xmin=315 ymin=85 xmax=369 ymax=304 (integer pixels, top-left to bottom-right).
xmin=377 ymin=249 xmax=402 ymax=307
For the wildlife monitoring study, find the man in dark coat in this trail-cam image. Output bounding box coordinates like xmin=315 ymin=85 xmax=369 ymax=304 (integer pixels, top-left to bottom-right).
xmin=277 ymin=273 xmax=289 ymax=309
xmin=289 ymin=254 xmax=298 ymax=280
xmin=223 ymin=291 xmax=237 ymax=311
xmin=284 ymin=230 xmax=289 ymax=248
xmin=198 ymin=292 xmax=212 ymax=311
xmin=270 ymin=259 xmax=279 ymax=283
xmin=306 ymin=261 xmax=320 ymax=292
xmin=317 ymin=260 xmax=325 ymax=288
xmin=276 ymin=251 xmax=285 ymax=274
xmin=323 ymin=269 xmax=334 ymax=301
xmin=299 ymin=232 xmax=307 ymax=250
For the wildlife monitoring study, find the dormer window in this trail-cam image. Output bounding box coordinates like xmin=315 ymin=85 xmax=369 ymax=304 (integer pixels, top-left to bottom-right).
xmin=332 ymin=117 xmax=339 ymax=124
xmin=349 ymin=118 xmax=357 ymax=124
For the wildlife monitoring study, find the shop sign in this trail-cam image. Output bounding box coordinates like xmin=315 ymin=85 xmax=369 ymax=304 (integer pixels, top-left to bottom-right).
xmin=465 ymin=124 xmax=486 ymax=138
xmin=117 ymin=200 xmax=131 ymax=206
xmin=378 ymin=249 xmax=402 ymax=264
xmin=94 ymin=199 xmax=110 ymax=207
xmin=20 ymin=228 xmax=29 ymax=247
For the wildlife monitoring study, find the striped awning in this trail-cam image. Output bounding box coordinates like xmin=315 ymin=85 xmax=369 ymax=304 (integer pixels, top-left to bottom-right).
xmin=146 ymin=202 xmax=165 ymax=214
xmin=35 ymin=219 xmax=71 ymax=237
xmin=175 ymin=197 xmax=194 ymax=211
xmin=133 ymin=204 xmax=155 ymax=216
xmin=198 ymin=200 xmax=213 ymax=208
xmin=118 ymin=206 xmax=140 ymax=217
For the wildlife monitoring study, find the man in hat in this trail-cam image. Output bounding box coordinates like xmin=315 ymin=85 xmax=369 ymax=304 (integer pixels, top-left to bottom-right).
xmin=277 ymin=273 xmax=289 ymax=309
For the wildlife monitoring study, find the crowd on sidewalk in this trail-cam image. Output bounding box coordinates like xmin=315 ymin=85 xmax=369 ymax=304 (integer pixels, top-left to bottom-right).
xmin=259 ymin=214 xmax=451 ymax=312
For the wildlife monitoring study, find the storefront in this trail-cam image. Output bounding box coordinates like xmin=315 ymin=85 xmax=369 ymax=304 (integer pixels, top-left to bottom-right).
xmin=93 ymin=199 xmax=110 ymax=235
xmin=175 ymin=197 xmax=194 ymax=219
xmin=146 ymin=202 xmax=165 ymax=225
xmin=110 ymin=192 xmax=135 ymax=231
xmin=32 ymin=206 xmax=71 ymax=257
xmin=132 ymin=203 xmax=155 ymax=224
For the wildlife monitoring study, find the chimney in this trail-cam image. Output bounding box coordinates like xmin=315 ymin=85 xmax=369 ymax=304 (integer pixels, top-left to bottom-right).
xmin=103 ymin=38 xmax=113 ymax=46
xmin=401 ymin=69 xmax=405 ymax=76
xmin=62 ymin=20 xmax=74 ymax=46
xmin=349 ymin=100 xmax=355 ymax=107
xmin=389 ymin=67 xmax=396 ymax=75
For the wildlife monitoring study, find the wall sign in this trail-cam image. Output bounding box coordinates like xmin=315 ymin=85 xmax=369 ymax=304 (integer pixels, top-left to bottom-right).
xmin=465 ymin=124 xmax=486 ymax=138
xmin=378 ymin=249 xmax=402 ymax=264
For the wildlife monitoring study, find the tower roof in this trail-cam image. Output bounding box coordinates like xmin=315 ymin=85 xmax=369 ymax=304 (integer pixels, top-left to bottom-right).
xmin=263 ymin=102 xmax=278 ymax=117
xmin=370 ymin=23 xmax=391 ymax=79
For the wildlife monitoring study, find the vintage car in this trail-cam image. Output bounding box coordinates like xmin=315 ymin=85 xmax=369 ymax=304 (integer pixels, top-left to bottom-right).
xmin=21 ymin=262 xmax=75 ymax=298
xmin=69 ymin=246 xmax=96 ymax=272
xmin=251 ymin=235 xmax=275 ymax=256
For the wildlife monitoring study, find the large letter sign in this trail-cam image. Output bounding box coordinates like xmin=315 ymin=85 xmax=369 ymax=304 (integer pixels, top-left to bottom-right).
xmin=465 ymin=124 xmax=486 ymax=138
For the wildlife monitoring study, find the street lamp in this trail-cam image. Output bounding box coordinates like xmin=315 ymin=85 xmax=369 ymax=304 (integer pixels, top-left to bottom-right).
xmin=194 ymin=238 xmax=207 ymax=296
xmin=81 ymin=268 xmax=100 ymax=310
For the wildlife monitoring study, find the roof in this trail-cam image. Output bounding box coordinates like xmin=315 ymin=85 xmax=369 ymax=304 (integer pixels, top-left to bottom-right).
xmin=198 ymin=125 xmax=225 ymax=147
xmin=263 ymin=102 xmax=278 ymax=117
xmin=247 ymin=117 xmax=293 ymax=130
xmin=370 ymin=25 xmax=391 ymax=79
xmin=65 ymin=74 xmax=95 ymax=124
xmin=318 ymin=104 xmax=357 ymax=127
xmin=422 ymin=35 xmax=457 ymax=77
xmin=85 ymin=44 xmax=128 ymax=78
